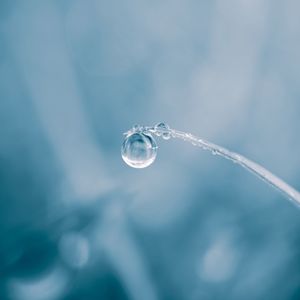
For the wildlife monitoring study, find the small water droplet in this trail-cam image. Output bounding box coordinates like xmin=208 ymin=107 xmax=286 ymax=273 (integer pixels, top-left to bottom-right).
xmin=154 ymin=122 xmax=171 ymax=139
xmin=133 ymin=124 xmax=141 ymax=131
xmin=162 ymin=133 xmax=171 ymax=140
xmin=155 ymin=122 xmax=170 ymax=130
xmin=121 ymin=132 xmax=157 ymax=168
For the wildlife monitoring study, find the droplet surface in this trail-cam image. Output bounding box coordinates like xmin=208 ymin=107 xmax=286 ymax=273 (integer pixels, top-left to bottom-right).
xmin=121 ymin=132 xmax=157 ymax=168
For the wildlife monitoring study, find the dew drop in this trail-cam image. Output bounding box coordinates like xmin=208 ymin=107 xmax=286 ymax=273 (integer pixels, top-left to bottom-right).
xmin=133 ymin=124 xmax=140 ymax=131
xmin=154 ymin=122 xmax=170 ymax=131
xmin=155 ymin=122 xmax=171 ymax=140
xmin=162 ymin=133 xmax=171 ymax=140
xmin=121 ymin=132 xmax=157 ymax=168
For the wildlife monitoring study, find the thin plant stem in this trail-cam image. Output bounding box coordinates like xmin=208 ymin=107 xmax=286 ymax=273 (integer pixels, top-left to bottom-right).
xmin=139 ymin=125 xmax=300 ymax=207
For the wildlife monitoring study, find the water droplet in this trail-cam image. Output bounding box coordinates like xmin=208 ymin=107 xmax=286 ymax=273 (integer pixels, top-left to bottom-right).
xmin=121 ymin=132 xmax=157 ymax=168
xmin=154 ymin=122 xmax=171 ymax=140
xmin=155 ymin=122 xmax=170 ymax=131
xmin=162 ymin=133 xmax=171 ymax=140
xmin=133 ymin=124 xmax=140 ymax=131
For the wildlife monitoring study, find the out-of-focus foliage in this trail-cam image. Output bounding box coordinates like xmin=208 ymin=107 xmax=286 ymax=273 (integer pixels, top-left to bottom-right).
xmin=1 ymin=1 xmax=300 ymax=299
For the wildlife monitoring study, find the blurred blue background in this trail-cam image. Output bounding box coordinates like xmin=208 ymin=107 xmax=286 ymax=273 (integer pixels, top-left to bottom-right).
xmin=1 ymin=0 xmax=300 ymax=299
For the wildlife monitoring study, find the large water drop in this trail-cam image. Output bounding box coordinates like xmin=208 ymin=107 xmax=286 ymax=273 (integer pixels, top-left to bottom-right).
xmin=121 ymin=132 xmax=157 ymax=168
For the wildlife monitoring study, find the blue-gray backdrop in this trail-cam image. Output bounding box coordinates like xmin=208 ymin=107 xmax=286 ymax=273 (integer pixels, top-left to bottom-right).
xmin=1 ymin=1 xmax=300 ymax=299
